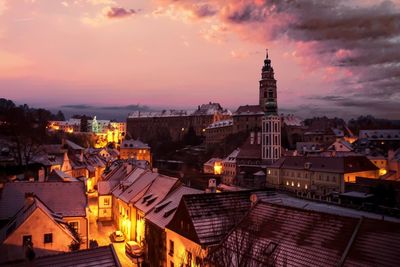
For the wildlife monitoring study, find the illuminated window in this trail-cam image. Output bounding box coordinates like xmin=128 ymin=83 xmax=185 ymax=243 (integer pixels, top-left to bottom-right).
xmin=286 ymin=181 xmax=289 ymax=186
xmin=268 ymin=169 xmax=271 ymax=175
xmin=169 ymin=240 xmax=174 ymax=256
xmin=305 ymin=184 xmax=308 ymax=189
xmin=297 ymin=182 xmax=300 ymax=188
xmin=291 ymin=181 xmax=294 ymax=186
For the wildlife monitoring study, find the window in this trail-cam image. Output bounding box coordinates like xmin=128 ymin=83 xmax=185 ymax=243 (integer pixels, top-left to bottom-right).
xmin=186 ymin=251 xmax=192 ymax=266
xmin=69 ymin=221 xmax=79 ymax=233
xmin=44 ymin=233 xmax=53 ymax=244
xmin=169 ymin=240 xmax=174 ymax=256
xmin=23 ymin=235 xmax=32 ymax=246
xmin=104 ymin=198 xmax=110 ymax=206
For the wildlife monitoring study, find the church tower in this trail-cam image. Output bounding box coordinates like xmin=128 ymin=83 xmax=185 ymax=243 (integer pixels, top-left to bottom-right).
xmin=260 ymin=50 xmax=281 ymax=163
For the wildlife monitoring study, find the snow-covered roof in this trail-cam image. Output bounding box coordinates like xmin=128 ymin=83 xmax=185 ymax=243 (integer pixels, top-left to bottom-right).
xmin=0 ymin=182 xmax=87 ymax=218
xmin=121 ymin=139 xmax=150 ymax=149
xmin=204 ymin=158 xmax=222 ymax=166
xmin=359 ymin=129 xmax=400 ymax=140
xmin=128 ymin=110 xmax=189 ymax=118
xmin=281 ymin=114 xmax=303 ymax=126
xmin=146 ymin=186 xmax=202 ymax=229
xmin=222 ymin=149 xmax=240 ymax=163
xmin=134 ymin=175 xmax=179 ymax=214
xmin=206 ymin=119 xmax=233 ymax=129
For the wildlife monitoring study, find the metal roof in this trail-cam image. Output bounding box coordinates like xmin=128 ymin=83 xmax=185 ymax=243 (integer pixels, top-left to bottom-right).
xmin=145 ymin=186 xmax=202 ymax=229
xmin=0 ymin=182 xmax=87 ymax=219
xmin=3 ymin=245 xmax=121 ymax=267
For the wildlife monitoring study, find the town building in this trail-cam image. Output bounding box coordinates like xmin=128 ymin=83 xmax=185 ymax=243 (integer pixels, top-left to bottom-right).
xmin=119 ymin=139 xmax=151 ymax=165
xmin=203 ymin=158 xmax=223 ymax=175
xmin=260 ymin=51 xmax=281 ymax=164
xmin=266 ymin=156 xmax=379 ymax=198
xmin=165 ymin=191 xmax=262 ymax=267
xmin=0 ymin=182 xmax=88 ymax=255
xmin=221 ymin=149 xmax=240 ymax=185
xmin=0 ymin=195 xmax=78 ymax=263
xmin=204 ymin=119 xmax=233 ymax=147
xmin=145 ymin=186 xmax=202 ymax=267
xmin=232 ymin=105 xmax=263 ymax=133
xmin=127 ymin=103 xmax=231 ymax=142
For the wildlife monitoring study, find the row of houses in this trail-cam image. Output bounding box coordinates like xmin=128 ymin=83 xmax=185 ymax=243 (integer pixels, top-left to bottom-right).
xmin=97 ymin=161 xmax=202 ymax=266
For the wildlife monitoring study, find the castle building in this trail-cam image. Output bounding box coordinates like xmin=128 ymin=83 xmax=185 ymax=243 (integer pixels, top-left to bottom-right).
xmin=260 ymin=50 xmax=281 ymax=163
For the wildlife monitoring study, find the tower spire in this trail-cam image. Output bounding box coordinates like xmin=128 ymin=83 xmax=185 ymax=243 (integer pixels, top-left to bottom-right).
xmin=266 ymin=48 xmax=269 ymax=59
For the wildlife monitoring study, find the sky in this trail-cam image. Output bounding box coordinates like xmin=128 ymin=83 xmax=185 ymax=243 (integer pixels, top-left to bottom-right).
xmin=0 ymin=0 xmax=399 ymax=119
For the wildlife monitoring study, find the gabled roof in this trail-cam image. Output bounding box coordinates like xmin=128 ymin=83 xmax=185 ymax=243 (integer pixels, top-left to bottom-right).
xmin=146 ymin=186 xmax=202 ymax=229
xmin=65 ymin=140 xmax=84 ymax=151
xmin=116 ymin=171 xmax=158 ymax=203
xmin=0 ymin=182 xmax=87 ymax=219
xmin=167 ymin=191 xmax=263 ymax=246
xmin=47 ymin=169 xmax=78 ymax=182
xmin=218 ymin=202 xmax=359 ymax=266
xmin=222 ymin=149 xmax=240 ymax=163
xmin=233 ymin=105 xmax=264 ymax=116
xmin=0 ymin=196 xmax=76 ymax=245
xmin=3 ymin=245 xmax=121 ymax=267
xmin=216 ymin=201 xmax=400 ymax=266
xmin=121 ymin=139 xmax=149 ymax=149
xmin=134 ymin=175 xmax=179 ymax=214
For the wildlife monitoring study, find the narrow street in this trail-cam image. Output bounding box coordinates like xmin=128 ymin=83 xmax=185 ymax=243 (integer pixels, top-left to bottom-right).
xmin=88 ymin=195 xmax=141 ymax=267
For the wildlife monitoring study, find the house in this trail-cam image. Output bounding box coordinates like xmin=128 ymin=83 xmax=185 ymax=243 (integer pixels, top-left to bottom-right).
xmin=328 ymin=139 xmax=353 ymax=152
xmin=236 ymin=132 xmax=266 ymax=188
xmin=205 ymin=119 xmax=233 ymax=147
xmin=0 ymin=182 xmax=88 ymax=250
xmin=0 ymin=195 xmax=78 ymax=263
xmin=119 ymin=139 xmax=151 ymax=164
xmin=266 ymin=156 xmax=379 ymax=198
xmin=2 ymin=245 xmax=121 ymax=267
xmin=164 ymin=191 xmax=271 ymax=266
xmin=145 ymin=186 xmax=202 ymax=267
xmin=221 ymin=149 xmax=240 ymax=185
xmin=203 ymin=158 xmax=223 ymax=175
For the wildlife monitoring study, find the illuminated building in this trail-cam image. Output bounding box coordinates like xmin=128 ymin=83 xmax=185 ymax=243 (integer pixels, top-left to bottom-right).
xmin=260 ymin=50 xmax=281 ymax=164
xmin=266 ymin=156 xmax=379 ymax=198
xmin=203 ymin=158 xmax=223 ymax=175
xmin=119 ymin=139 xmax=151 ymax=165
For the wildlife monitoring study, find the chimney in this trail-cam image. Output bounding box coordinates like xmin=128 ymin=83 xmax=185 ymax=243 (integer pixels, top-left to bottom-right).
xmin=207 ymin=178 xmax=217 ymax=193
xmin=250 ymin=194 xmax=258 ymax=207
xmin=126 ymin=163 xmax=133 ymax=174
xmin=38 ymin=168 xmax=45 ymax=182
xmin=24 ymin=192 xmax=35 ymax=206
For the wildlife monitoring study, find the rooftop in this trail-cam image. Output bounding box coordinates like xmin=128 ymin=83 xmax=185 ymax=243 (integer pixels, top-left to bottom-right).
xmin=2 ymin=245 xmax=121 ymax=267
xmin=0 ymin=182 xmax=87 ymax=219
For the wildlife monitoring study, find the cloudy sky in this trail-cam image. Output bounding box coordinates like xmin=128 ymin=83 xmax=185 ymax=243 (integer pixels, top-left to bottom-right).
xmin=0 ymin=0 xmax=399 ymax=119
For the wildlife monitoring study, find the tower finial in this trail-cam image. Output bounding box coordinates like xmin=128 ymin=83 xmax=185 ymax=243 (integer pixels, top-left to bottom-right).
xmin=266 ymin=48 xmax=269 ymax=59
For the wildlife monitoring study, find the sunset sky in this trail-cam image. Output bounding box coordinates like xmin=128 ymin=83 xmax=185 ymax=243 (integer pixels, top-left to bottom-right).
xmin=0 ymin=0 xmax=399 ymax=119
